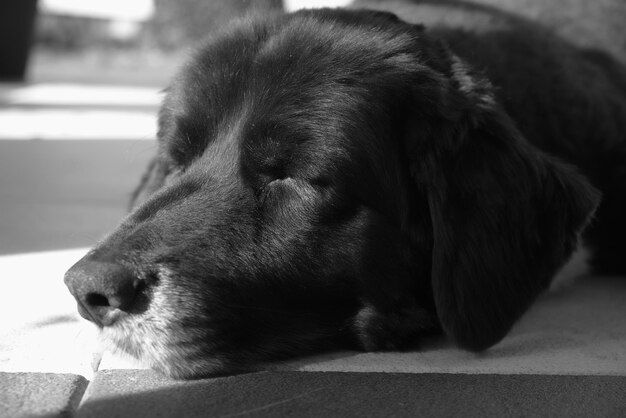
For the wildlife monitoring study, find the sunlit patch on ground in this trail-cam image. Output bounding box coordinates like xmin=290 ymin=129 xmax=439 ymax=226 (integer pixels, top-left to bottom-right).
xmin=0 ymin=248 xmax=98 ymax=376
xmin=0 ymin=248 xmax=148 ymax=377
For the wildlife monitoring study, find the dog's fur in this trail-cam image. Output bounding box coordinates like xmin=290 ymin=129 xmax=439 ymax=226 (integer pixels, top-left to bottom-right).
xmin=65 ymin=0 xmax=626 ymax=379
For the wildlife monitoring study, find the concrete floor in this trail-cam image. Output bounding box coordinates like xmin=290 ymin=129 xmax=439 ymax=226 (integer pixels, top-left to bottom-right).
xmin=0 ymin=140 xmax=153 ymax=255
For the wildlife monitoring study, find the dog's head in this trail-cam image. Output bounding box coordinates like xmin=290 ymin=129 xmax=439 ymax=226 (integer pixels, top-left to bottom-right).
xmin=64 ymin=9 xmax=599 ymax=378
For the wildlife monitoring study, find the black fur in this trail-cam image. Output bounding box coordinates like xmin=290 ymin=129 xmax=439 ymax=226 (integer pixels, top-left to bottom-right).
xmin=64 ymin=1 xmax=626 ymax=379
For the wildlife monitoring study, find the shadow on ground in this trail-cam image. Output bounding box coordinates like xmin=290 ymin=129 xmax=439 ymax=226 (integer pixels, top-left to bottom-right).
xmin=77 ymin=370 xmax=626 ymax=417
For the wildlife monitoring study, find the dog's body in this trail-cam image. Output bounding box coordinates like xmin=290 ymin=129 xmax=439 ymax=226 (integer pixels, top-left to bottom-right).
xmin=65 ymin=1 xmax=625 ymax=378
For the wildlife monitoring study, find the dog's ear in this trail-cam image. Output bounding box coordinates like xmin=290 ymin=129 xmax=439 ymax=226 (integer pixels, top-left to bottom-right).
xmin=404 ymin=55 xmax=600 ymax=351
xmin=129 ymin=156 xmax=171 ymax=210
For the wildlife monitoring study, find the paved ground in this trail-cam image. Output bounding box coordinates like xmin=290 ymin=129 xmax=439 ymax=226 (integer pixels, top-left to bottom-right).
xmin=0 ymin=140 xmax=153 ymax=254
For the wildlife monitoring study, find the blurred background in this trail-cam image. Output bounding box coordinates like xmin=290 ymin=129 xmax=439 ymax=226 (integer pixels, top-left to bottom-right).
xmin=0 ymin=0 xmax=625 ymax=255
xmin=0 ymin=0 xmax=351 ymax=257
xmin=0 ymin=0 xmax=624 ymax=377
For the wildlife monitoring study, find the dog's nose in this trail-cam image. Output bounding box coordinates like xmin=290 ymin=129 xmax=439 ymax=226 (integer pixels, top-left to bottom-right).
xmin=64 ymin=259 xmax=138 ymax=326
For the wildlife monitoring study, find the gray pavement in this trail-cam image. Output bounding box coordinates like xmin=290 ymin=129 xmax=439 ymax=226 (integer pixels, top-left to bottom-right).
xmin=3 ymin=370 xmax=625 ymax=418
xmin=76 ymin=371 xmax=626 ymax=418
xmin=0 ymin=372 xmax=87 ymax=418
xmin=0 ymin=139 xmax=153 ymax=255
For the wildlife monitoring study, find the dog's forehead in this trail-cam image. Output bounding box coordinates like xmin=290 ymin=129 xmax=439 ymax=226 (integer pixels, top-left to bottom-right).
xmin=157 ymin=11 xmax=430 ymax=182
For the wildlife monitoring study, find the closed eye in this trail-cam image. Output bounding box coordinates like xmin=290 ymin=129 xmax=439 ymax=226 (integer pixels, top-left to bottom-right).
xmin=258 ymin=178 xmax=290 ymax=204
xmin=259 ymin=177 xmax=317 ymax=205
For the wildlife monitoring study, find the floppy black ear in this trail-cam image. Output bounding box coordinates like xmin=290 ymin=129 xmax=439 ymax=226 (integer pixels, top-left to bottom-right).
xmin=405 ymin=57 xmax=600 ymax=351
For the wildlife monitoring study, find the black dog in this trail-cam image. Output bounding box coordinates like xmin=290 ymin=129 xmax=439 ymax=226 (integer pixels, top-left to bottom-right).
xmin=65 ymin=1 xmax=626 ymax=379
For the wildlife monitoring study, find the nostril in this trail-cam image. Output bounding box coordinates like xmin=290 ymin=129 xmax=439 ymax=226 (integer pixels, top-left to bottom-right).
xmin=86 ymin=293 xmax=111 ymax=308
xmin=65 ymin=259 xmax=139 ymax=325
xmin=85 ymin=290 xmax=135 ymax=311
